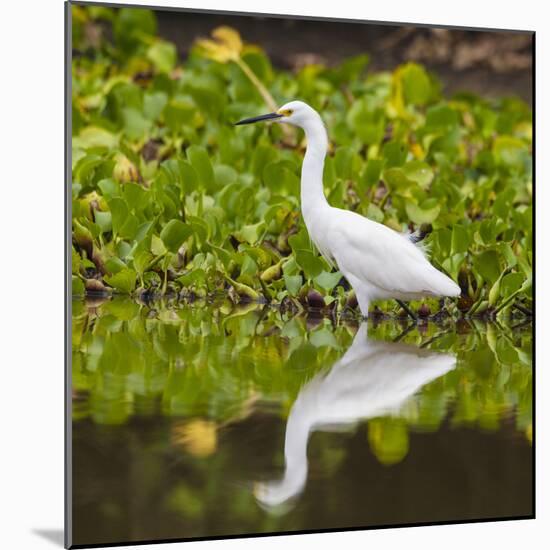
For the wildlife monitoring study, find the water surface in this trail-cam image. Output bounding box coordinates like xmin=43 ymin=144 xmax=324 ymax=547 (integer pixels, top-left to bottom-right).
xmin=71 ymin=298 xmax=533 ymax=546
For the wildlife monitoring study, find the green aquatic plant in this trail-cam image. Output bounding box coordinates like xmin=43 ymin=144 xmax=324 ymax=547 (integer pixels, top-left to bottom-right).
xmin=71 ymin=6 xmax=532 ymax=319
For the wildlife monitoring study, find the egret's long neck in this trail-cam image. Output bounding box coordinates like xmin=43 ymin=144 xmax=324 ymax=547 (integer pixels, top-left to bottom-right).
xmin=300 ymin=116 xmax=330 ymax=224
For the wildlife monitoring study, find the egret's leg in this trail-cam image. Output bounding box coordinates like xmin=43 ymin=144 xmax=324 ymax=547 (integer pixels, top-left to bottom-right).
xmin=356 ymin=292 xmax=370 ymax=320
xmin=396 ymin=299 xmax=417 ymax=321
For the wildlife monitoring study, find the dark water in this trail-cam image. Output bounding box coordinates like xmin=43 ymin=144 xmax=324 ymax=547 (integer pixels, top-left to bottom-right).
xmin=71 ymin=298 xmax=533 ymax=546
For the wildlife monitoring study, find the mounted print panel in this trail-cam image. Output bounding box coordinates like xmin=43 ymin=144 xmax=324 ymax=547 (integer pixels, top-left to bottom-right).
xmin=66 ymin=2 xmax=534 ymax=548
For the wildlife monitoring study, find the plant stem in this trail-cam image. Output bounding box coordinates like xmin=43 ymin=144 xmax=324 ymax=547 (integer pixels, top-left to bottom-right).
xmin=234 ymin=57 xmax=277 ymax=111
xmin=234 ymin=57 xmax=293 ymax=140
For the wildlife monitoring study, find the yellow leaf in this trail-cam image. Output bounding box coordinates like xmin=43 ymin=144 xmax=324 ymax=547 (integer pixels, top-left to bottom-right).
xmin=212 ymin=26 xmax=243 ymax=54
xmin=195 ymin=26 xmax=242 ymax=63
xmin=113 ymin=153 xmax=139 ymax=183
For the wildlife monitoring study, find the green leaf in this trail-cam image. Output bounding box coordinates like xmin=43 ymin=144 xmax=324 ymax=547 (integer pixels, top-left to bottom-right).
xmin=295 ymin=250 xmax=323 ymax=279
xmin=473 ymin=250 xmax=501 ymax=285
xmin=160 ymin=219 xmax=193 ymax=252
xmin=402 ymin=161 xmax=434 ymax=188
xmin=493 ymin=136 xmax=528 ymax=168
xmin=382 ymin=141 xmax=407 ymax=168
xmin=405 ymin=199 xmax=440 ymax=224
xmin=94 ymin=210 xmax=112 ymax=234
xmin=147 ymin=41 xmax=177 ymax=73
xmin=122 ymin=107 xmax=152 ymax=139
xmin=164 ymin=97 xmax=195 ymax=131
xmin=451 ymin=224 xmax=470 ymax=255
xmin=233 ymin=221 xmax=265 ymax=245
xmin=314 ymin=271 xmax=342 ymax=292
xmin=143 ymin=91 xmax=168 ymax=120
xmin=104 ymin=268 xmax=137 ymax=293
xmin=187 ymin=145 xmax=215 ymax=191
xmin=284 ymin=274 xmax=302 ymax=296
xmin=72 ymin=276 xmax=85 ymax=295
xmin=399 ymin=63 xmax=433 ymax=106
xmin=108 ymin=197 xmax=129 ymax=237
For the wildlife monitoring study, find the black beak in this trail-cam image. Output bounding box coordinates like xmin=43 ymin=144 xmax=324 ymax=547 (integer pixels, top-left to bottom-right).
xmin=235 ymin=112 xmax=283 ymax=125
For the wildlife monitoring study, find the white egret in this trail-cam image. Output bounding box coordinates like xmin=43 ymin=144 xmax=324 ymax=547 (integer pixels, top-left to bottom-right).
xmin=236 ymin=101 xmax=461 ymax=317
xmin=253 ymin=324 xmax=455 ymax=508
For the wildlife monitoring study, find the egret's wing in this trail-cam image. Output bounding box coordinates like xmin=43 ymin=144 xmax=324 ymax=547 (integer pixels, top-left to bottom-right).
xmin=330 ymin=210 xmax=458 ymax=296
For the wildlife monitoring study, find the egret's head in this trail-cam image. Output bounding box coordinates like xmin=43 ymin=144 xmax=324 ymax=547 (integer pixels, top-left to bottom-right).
xmin=235 ymin=100 xmax=318 ymax=129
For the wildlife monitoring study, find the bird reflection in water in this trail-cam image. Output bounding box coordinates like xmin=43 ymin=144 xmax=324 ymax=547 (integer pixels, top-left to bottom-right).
xmin=253 ymin=324 xmax=455 ymax=510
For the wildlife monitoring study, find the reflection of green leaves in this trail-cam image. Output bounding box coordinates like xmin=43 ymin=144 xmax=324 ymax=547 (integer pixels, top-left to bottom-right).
xmin=73 ymin=298 xmax=532 ymax=458
xmin=368 ymin=419 xmax=409 ymax=465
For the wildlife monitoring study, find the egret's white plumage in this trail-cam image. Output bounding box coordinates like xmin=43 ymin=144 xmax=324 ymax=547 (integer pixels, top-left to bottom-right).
xmin=237 ymin=100 xmax=460 ymax=316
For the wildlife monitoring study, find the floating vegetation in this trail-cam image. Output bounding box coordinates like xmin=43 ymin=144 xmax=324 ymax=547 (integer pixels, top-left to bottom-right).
xmin=71 ymin=6 xmax=532 ymax=319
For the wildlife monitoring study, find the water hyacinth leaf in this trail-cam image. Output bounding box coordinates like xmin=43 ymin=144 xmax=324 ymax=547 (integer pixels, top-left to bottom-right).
xmin=122 ymin=108 xmax=152 ymax=139
xmin=473 ymin=250 xmax=501 ymax=285
xmin=94 ymin=210 xmax=112 ymax=234
xmin=288 ymin=228 xmax=311 ymax=254
xmin=363 ymin=159 xmax=385 ymax=187
xmin=214 ymin=165 xmax=238 ymax=187
xmin=143 ymin=91 xmax=168 ymax=120
xmin=104 ymin=268 xmax=137 ymax=293
xmin=178 ymin=161 xmax=199 ymax=193
xmin=233 ymin=221 xmax=265 ymax=245
xmin=98 ymin=178 xmax=120 ymax=199
xmin=493 ymin=136 xmax=528 ymax=168
xmin=398 ymin=63 xmax=433 ymax=106
xmin=105 ymin=256 xmax=126 ymax=275
xmin=366 ymin=203 xmax=384 ymax=223
xmin=500 ymin=272 xmax=524 ymax=297
xmin=72 ymin=274 xmax=86 ymax=296
xmin=347 ymin=100 xmax=385 ymax=144
xmin=108 ymin=197 xmax=129 ymax=237
xmin=187 ymin=145 xmax=215 ymax=191
xmin=133 ymin=250 xmax=153 ymax=275
xmin=425 ymin=104 xmax=459 ymax=130
xmin=123 ymin=182 xmax=149 ymax=212
xmin=177 ymin=269 xmax=207 ymax=288
xmin=151 ymin=234 xmax=167 ymax=256
xmin=113 ymin=7 xmax=157 ymax=51
xmin=314 ymin=270 xmax=342 ymax=292
xmin=164 ymin=97 xmax=195 ymax=132
xmin=263 ymin=161 xmax=300 ymax=195
xmin=405 ymin=199 xmax=440 ymax=224
xmin=402 ymin=161 xmax=434 ymax=189
xmin=382 ymin=141 xmax=408 ymax=168
xmin=147 ymin=40 xmax=177 ymax=73
xmin=74 ymin=127 xmax=119 ymax=150
xmin=295 ymin=249 xmax=324 ymax=279
xmin=451 ymin=225 xmax=470 ymax=255
xmin=160 ymin=219 xmax=193 ymax=252
xmin=240 ymin=254 xmax=258 ymax=277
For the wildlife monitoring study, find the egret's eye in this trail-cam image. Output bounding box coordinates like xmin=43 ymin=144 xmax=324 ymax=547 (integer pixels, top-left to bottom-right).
xmin=278 ymin=109 xmax=293 ymax=117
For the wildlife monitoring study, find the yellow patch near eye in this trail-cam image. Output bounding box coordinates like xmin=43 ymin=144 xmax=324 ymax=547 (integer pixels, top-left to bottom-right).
xmin=278 ymin=109 xmax=293 ymax=116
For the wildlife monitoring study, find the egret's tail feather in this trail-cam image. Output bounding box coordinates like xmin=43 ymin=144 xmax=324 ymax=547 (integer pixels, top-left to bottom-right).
xmin=430 ymin=268 xmax=461 ymax=297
